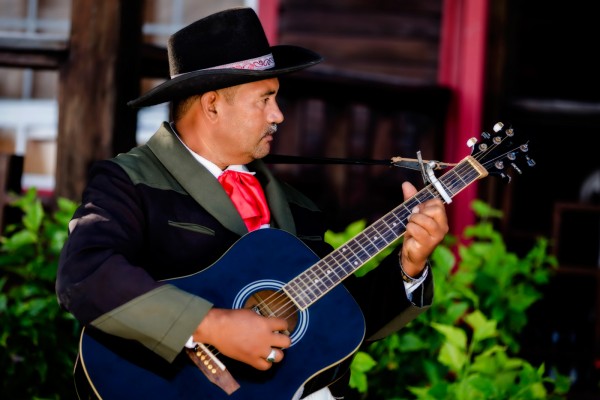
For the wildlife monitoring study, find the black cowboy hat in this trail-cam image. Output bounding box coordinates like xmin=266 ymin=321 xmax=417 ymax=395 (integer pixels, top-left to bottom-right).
xmin=128 ymin=7 xmax=323 ymax=108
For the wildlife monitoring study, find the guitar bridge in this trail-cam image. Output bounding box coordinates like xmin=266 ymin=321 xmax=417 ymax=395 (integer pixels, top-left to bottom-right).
xmin=185 ymin=343 xmax=240 ymax=395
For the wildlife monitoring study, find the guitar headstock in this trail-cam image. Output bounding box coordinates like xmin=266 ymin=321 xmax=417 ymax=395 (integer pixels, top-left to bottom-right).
xmin=467 ymin=122 xmax=535 ymax=182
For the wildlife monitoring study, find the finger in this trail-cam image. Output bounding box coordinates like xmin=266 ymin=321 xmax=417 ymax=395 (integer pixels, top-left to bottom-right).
xmin=408 ymin=201 xmax=447 ymax=228
xmin=267 ymin=316 xmax=289 ymax=333
xmin=270 ymin=332 xmax=292 ymax=349
xmin=256 ymin=358 xmax=275 ymax=370
xmin=406 ymin=215 xmax=446 ymax=247
xmin=402 ymin=181 xmax=417 ymax=200
xmin=253 ymin=349 xmax=277 ymax=370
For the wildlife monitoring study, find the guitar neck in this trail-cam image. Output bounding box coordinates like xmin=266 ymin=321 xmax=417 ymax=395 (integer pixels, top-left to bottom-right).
xmin=284 ymin=155 xmax=488 ymax=310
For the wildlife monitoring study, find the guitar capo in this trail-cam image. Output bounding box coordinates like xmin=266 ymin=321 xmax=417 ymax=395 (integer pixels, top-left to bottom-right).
xmin=391 ymin=152 xmax=454 ymax=204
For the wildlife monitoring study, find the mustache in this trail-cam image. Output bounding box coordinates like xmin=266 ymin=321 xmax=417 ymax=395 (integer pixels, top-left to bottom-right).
xmin=266 ymin=124 xmax=278 ymax=135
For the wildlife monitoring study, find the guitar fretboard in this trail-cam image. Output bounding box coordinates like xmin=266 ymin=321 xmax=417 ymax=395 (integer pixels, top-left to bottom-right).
xmin=283 ymin=155 xmax=488 ymax=310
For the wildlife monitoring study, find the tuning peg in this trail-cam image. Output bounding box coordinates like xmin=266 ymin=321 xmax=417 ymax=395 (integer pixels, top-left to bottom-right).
xmin=493 ymin=122 xmax=504 ymax=132
xmin=466 ymin=137 xmax=478 ymax=148
xmin=527 ymin=157 xmax=536 ymax=167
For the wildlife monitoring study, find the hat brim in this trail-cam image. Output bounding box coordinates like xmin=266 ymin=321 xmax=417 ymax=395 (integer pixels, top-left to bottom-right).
xmin=128 ymin=45 xmax=323 ymax=108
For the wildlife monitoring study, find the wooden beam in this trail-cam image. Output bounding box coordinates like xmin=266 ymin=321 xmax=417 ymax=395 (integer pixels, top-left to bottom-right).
xmin=55 ymin=0 xmax=144 ymax=200
xmin=0 ymin=33 xmax=68 ymax=69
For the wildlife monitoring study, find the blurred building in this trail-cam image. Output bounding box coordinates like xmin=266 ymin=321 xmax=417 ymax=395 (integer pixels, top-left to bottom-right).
xmin=0 ymin=0 xmax=248 ymax=191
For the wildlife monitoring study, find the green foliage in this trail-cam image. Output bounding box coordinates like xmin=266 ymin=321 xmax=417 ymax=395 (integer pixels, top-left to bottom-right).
xmin=0 ymin=188 xmax=80 ymax=399
xmin=328 ymin=199 xmax=570 ymax=399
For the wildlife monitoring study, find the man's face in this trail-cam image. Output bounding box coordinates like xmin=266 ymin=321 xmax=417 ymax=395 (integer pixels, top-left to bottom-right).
xmin=214 ymin=78 xmax=283 ymax=166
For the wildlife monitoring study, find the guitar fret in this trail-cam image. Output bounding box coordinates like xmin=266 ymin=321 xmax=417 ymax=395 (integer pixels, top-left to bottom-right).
xmin=302 ymin=270 xmax=321 ymax=298
xmin=351 ymin=234 xmax=372 ymax=261
xmin=389 ymin=207 xmax=409 ymax=232
xmin=445 ymin=171 xmax=462 ymax=196
xmin=302 ymin=269 xmax=322 ymax=300
xmin=305 ymin=265 xmax=329 ymax=296
xmin=285 ymin=279 xmax=306 ymax=307
xmin=322 ymin=250 xmax=343 ymax=280
xmin=373 ymin=222 xmax=395 ymax=247
xmin=363 ymin=225 xmax=390 ymax=253
xmin=323 ymin=256 xmax=345 ymax=282
xmin=337 ymin=244 xmax=363 ymax=274
xmin=373 ymin=221 xmax=396 ymax=244
xmin=314 ymin=261 xmax=338 ymax=287
xmin=326 ymin=248 xmax=352 ymax=281
xmin=381 ymin=215 xmax=403 ymax=238
xmin=291 ymin=273 xmax=316 ymax=308
xmin=424 ymin=186 xmax=437 ymax=200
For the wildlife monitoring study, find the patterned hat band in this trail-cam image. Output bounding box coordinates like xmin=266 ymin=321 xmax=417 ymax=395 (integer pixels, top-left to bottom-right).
xmin=171 ymin=53 xmax=275 ymax=79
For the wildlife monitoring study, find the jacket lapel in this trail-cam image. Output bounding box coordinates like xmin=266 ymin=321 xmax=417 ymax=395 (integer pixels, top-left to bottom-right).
xmin=146 ymin=123 xmax=247 ymax=236
xmin=248 ymin=160 xmax=296 ymax=235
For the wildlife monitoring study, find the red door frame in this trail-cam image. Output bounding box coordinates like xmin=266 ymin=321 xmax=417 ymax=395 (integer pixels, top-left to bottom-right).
xmin=438 ymin=0 xmax=489 ymax=238
xmin=257 ymin=0 xmax=280 ymax=45
xmin=258 ymin=0 xmax=489 ymax=238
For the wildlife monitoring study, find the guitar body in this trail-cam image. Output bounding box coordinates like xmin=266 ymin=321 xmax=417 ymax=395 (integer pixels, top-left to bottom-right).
xmin=79 ymin=228 xmax=366 ymax=399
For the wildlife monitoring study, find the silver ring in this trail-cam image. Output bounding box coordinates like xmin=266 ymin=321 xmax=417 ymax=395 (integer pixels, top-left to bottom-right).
xmin=266 ymin=348 xmax=277 ymax=363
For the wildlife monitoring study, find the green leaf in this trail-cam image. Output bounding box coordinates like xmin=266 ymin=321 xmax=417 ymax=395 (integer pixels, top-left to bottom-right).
xmin=457 ymin=375 xmax=499 ymax=400
xmin=351 ymin=351 xmax=377 ymax=373
xmin=431 ymin=322 xmax=467 ymax=349
xmin=471 ymin=199 xmax=504 ymax=219
xmin=349 ymin=351 xmax=377 ymax=392
xmin=465 ymin=311 xmax=497 ymax=342
xmin=1 ymin=230 xmax=37 ymax=251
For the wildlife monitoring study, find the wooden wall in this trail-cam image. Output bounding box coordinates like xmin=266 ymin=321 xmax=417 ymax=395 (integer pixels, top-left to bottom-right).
xmin=278 ymin=0 xmax=442 ymax=82
xmin=267 ymin=0 xmax=450 ymax=230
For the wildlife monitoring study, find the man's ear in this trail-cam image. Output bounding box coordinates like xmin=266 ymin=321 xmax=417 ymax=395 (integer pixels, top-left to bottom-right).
xmin=200 ymin=91 xmax=218 ymax=120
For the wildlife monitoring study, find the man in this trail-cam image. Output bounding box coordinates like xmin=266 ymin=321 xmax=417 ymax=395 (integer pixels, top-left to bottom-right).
xmin=56 ymin=7 xmax=448 ymax=400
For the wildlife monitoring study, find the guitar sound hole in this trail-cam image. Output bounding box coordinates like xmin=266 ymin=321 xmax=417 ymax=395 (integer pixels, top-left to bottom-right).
xmin=245 ymin=289 xmax=298 ymax=334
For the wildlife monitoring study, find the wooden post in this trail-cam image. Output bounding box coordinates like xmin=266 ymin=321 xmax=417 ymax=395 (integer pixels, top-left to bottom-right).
xmin=55 ymin=0 xmax=144 ymax=201
xmin=0 ymin=153 xmax=23 ymax=232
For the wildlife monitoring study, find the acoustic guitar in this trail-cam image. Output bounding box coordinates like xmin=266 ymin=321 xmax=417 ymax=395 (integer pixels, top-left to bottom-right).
xmin=77 ymin=122 xmax=534 ymax=399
